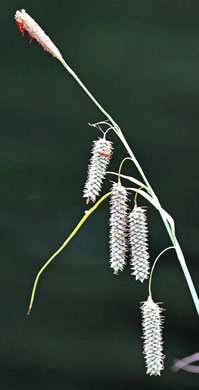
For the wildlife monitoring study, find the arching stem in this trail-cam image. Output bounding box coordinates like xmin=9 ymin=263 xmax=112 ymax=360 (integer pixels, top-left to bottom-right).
xmin=57 ymin=56 xmax=199 ymax=315
xmin=149 ymin=247 xmax=175 ymax=299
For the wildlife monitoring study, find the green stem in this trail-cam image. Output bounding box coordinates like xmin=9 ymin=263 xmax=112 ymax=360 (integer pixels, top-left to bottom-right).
xmin=116 ymin=131 xmax=175 ymax=243
xmin=58 ymin=56 xmax=199 ymax=315
xmin=118 ymin=157 xmax=134 ymax=185
xmin=116 ymin=132 xmax=199 ymax=314
xmin=60 ymin=58 xmax=119 ymax=130
xmin=27 ymin=191 xmax=111 ymax=314
xmin=149 ymin=246 xmax=175 ymax=299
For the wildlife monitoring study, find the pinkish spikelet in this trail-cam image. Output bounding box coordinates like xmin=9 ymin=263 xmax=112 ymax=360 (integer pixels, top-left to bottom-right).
xmin=83 ymin=138 xmax=113 ymax=203
xmin=15 ymin=9 xmax=62 ymax=61
xmin=141 ymin=296 xmax=165 ymax=376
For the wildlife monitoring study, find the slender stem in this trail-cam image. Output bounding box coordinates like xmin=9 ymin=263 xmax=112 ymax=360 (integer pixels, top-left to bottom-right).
xmin=117 ymin=132 xmax=199 ymax=314
xmin=60 ymin=58 xmax=119 ymax=130
xmin=175 ymin=238 xmax=199 ymax=314
xmin=103 ymin=127 xmax=114 ymax=139
xmin=58 ymin=56 xmax=199 ymax=315
xmin=27 ymin=191 xmax=111 ymax=314
xmin=134 ymin=186 xmax=145 ymax=207
xmin=171 ymin=352 xmax=199 ymax=373
xmin=118 ymin=157 xmax=133 ymax=185
xmin=116 ymin=132 xmax=176 ymax=243
xmin=149 ymin=247 xmax=175 ymax=299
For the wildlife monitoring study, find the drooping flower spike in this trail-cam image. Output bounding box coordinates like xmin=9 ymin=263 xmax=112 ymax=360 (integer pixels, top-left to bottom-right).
xmin=129 ymin=206 xmax=150 ymax=282
xmin=83 ymin=137 xmax=113 ymax=204
xmin=140 ymin=246 xmax=174 ymax=375
xmin=15 ymin=9 xmax=63 ymax=61
xmin=141 ymin=296 xmax=165 ymax=376
xmin=109 ymin=183 xmax=128 ymax=274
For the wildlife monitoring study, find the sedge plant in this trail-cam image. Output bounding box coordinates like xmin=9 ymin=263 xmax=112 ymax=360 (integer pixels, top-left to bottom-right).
xmin=14 ymin=9 xmax=199 ymax=376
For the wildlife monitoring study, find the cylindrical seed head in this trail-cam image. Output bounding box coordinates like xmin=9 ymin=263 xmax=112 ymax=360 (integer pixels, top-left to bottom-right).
xmin=83 ymin=138 xmax=113 ymax=203
xmin=109 ymin=183 xmax=128 ymax=274
xmin=141 ymin=296 xmax=165 ymax=376
xmin=129 ymin=206 xmax=150 ymax=282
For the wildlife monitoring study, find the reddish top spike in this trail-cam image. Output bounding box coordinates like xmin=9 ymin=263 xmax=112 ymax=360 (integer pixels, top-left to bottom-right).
xmin=16 ymin=20 xmax=25 ymax=36
xmin=15 ymin=9 xmax=62 ymax=60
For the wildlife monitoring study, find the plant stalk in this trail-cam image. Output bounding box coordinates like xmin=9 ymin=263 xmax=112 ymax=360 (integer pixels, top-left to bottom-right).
xmin=59 ymin=56 xmax=199 ymax=315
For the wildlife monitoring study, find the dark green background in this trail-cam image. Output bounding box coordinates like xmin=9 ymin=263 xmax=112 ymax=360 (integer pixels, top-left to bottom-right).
xmin=2 ymin=1 xmax=199 ymax=389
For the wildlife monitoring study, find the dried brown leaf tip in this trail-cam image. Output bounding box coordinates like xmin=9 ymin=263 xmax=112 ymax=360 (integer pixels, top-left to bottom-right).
xmin=109 ymin=183 xmax=128 ymax=274
xmin=15 ymin=9 xmax=62 ymax=61
xmin=129 ymin=206 xmax=150 ymax=282
xmin=141 ymin=296 xmax=165 ymax=376
xmin=83 ymin=138 xmax=113 ymax=204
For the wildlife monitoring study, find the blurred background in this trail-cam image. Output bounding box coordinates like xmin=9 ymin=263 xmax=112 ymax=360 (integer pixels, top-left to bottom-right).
xmin=2 ymin=0 xmax=199 ymax=389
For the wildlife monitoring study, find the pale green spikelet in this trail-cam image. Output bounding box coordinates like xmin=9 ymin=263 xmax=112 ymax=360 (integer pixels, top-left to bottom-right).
xmin=109 ymin=183 xmax=128 ymax=274
xmin=141 ymin=296 xmax=165 ymax=376
xmin=129 ymin=206 xmax=150 ymax=282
